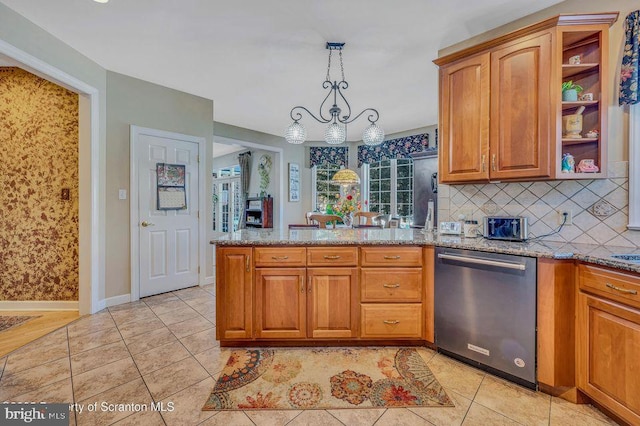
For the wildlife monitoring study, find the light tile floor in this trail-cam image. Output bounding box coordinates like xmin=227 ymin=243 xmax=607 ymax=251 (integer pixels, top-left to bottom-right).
xmin=0 ymin=285 xmax=620 ymax=425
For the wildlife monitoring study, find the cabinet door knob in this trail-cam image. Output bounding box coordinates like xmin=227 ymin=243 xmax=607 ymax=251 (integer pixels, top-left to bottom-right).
xmin=271 ymin=256 xmax=289 ymax=260
xmin=606 ymin=282 xmax=638 ymax=295
xmin=383 ymin=255 xmax=401 ymax=260
xmin=245 ymin=256 xmax=250 ymax=272
xmin=323 ymin=255 xmax=341 ymax=260
xmin=383 ymin=320 xmax=400 ymax=325
xmin=300 ymin=277 xmax=305 ymax=293
xmin=383 ymin=283 xmax=400 ymax=288
xmin=492 ymin=154 xmax=497 ymax=171
xmin=482 ymin=155 xmax=486 ymax=172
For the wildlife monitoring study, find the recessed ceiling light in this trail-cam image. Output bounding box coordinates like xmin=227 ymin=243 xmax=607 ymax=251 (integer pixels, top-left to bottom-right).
xmin=94 ymin=0 xmax=109 ymax=3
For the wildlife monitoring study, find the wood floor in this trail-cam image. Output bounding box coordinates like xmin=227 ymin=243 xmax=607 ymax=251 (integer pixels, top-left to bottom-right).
xmin=0 ymin=310 xmax=80 ymax=357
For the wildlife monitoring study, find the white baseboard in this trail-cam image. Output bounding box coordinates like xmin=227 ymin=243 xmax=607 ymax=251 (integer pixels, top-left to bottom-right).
xmin=204 ymin=276 xmax=214 ymax=285
xmin=0 ymin=301 xmax=79 ymax=311
xmin=96 ymin=294 xmax=131 ymax=311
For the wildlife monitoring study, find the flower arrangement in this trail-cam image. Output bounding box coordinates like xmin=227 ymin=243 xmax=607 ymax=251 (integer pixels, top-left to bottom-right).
xmin=333 ymin=191 xmax=361 ymax=216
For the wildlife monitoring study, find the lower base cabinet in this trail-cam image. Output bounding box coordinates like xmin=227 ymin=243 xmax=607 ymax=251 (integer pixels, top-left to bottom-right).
xmin=577 ymin=264 xmax=640 ymax=425
xmin=254 ymin=267 xmax=358 ymax=339
xmin=360 ymin=304 xmax=423 ymax=338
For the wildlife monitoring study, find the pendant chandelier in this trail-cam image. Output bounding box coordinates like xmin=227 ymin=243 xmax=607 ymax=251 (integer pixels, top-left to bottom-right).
xmin=284 ymin=42 xmax=385 ymax=146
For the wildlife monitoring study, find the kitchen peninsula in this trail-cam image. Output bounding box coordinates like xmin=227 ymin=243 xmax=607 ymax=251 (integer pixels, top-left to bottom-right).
xmin=213 ymin=228 xmax=640 ymax=424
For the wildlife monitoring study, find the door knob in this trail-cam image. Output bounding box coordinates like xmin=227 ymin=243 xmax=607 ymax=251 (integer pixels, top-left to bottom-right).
xmin=141 ymin=221 xmax=155 ymax=227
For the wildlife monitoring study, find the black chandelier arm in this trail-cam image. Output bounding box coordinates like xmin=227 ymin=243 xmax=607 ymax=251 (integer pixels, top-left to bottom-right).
xmin=334 ymin=81 xmax=352 ymax=121
xmin=318 ymin=81 xmax=337 ymax=122
xmin=289 ymin=106 xmax=331 ymax=124
xmin=340 ymin=108 xmax=380 ymax=125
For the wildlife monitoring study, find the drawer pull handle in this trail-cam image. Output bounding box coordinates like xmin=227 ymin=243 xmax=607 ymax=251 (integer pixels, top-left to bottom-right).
xmin=324 ymin=255 xmax=341 ymax=260
xmin=246 ymin=256 xmax=250 ymax=272
xmin=383 ymin=283 xmax=400 ymax=288
xmin=606 ymin=282 xmax=638 ymax=295
xmin=383 ymin=320 xmax=400 ymax=325
xmin=301 ymin=277 xmax=305 ymax=293
xmin=272 ymin=256 xmax=289 ymax=260
xmin=383 ymin=255 xmax=401 ymax=260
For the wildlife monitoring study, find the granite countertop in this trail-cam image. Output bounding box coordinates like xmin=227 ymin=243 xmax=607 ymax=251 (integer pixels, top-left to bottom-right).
xmin=211 ymin=228 xmax=640 ymax=274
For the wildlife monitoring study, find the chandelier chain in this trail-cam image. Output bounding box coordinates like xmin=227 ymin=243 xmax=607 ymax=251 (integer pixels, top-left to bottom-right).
xmin=339 ymin=50 xmax=345 ymax=82
xmin=326 ymin=49 xmax=332 ymax=82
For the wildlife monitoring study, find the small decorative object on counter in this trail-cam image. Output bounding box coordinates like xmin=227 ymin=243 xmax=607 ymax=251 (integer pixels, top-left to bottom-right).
xmin=561 ymin=153 xmax=575 ymax=173
xmin=585 ymin=129 xmax=599 ymax=138
xmin=568 ymin=54 xmax=581 ymax=64
xmin=577 ymin=159 xmax=599 ymax=173
xmin=464 ymin=220 xmax=480 ymax=238
xmin=579 ymin=92 xmax=593 ymax=101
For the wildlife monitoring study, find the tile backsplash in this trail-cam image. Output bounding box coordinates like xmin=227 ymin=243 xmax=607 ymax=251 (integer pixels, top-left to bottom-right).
xmin=438 ymin=161 xmax=640 ymax=247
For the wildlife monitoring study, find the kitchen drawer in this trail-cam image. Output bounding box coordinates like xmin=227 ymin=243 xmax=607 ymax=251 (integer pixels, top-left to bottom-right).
xmin=579 ymin=263 xmax=640 ymax=309
xmin=360 ymin=304 xmax=423 ymax=338
xmin=360 ymin=247 xmax=423 ymax=267
xmin=255 ymin=247 xmax=306 ymax=267
xmin=361 ymin=268 xmax=422 ymax=302
xmin=307 ymin=247 xmax=358 ymax=266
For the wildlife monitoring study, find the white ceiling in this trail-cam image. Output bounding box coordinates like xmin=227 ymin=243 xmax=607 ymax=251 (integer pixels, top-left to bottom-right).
xmin=1 ymin=0 xmax=564 ymax=141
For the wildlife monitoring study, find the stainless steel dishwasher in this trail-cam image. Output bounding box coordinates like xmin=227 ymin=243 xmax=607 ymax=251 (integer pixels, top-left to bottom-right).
xmin=434 ymin=247 xmax=537 ymax=389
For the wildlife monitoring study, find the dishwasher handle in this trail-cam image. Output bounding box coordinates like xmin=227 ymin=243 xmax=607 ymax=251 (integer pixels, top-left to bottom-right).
xmin=437 ymin=253 xmax=526 ymax=271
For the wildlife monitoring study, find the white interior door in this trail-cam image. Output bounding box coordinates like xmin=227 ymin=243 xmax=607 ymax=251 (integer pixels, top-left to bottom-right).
xmin=138 ymin=133 xmax=199 ymax=297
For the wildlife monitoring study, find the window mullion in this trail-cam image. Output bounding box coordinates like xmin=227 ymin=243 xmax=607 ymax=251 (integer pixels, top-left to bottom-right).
xmin=391 ymin=159 xmax=398 ymax=216
xmin=361 ymin=164 xmax=370 ymax=212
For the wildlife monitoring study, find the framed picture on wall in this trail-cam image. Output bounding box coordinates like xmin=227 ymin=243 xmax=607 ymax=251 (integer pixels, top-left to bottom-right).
xmin=289 ymin=162 xmax=300 ymax=202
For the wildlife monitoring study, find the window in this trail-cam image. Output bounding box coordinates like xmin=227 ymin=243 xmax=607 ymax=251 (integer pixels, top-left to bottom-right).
xmin=311 ymin=164 xmax=341 ymax=212
xmin=364 ymin=158 xmax=414 ymax=223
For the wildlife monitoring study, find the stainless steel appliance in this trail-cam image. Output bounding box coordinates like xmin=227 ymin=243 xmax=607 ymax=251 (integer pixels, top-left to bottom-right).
xmin=484 ymin=216 xmax=529 ymax=241
xmin=434 ymin=247 xmax=537 ymax=389
xmin=410 ymin=150 xmax=438 ymax=227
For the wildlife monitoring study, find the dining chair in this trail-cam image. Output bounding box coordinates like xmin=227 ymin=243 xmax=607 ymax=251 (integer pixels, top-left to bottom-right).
xmin=288 ymin=224 xmax=319 ymax=229
xmin=308 ymin=214 xmax=342 ymax=229
xmin=354 ymin=211 xmax=379 ymax=225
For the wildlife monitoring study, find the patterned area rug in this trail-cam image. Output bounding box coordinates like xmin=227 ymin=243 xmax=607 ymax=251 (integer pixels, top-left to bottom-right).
xmin=0 ymin=315 xmax=40 ymax=332
xmin=203 ymin=347 xmax=453 ymax=410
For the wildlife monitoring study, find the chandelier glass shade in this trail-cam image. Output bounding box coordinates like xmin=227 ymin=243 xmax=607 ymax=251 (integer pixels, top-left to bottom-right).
xmin=285 ymin=42 xmax=384 ymax=146
xmin=284 ymin=121 xmax=306 ymax=145
xmin=325 ymin=123 xmax=346 ymax=145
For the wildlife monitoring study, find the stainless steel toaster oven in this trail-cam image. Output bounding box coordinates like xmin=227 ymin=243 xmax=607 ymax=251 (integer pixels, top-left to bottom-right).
xmin=483 ymin=216 xmax=528 ymax=241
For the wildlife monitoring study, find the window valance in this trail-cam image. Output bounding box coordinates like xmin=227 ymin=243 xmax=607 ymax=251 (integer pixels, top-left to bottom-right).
xmin=309 ymin=146 xmax=348 ymax=167
xmin=620 ymin=10 xmax=639 ymax=106
xmin=357 ymin=133 xmax=430 ymax=167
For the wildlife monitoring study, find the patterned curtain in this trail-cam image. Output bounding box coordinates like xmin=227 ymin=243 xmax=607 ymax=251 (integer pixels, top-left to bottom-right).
xmin=309 ymin=146 xmax=348 ymax=167
xmin=237 ymin=151 xmax=251 ymax=229
xmin=620 ymin=10 xmax=640 ymax=105
xmin=357 ymin=133 xmax=430 ymax=167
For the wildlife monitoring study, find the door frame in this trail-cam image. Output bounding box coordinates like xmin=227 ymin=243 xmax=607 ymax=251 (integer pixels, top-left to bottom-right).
xmin=213 ymin=136 xmax=284 ymax=229
xmin=0 ymin=39 xmax=101 ymax=314
xmin=130 ymin=125 xmax=207 ymax=302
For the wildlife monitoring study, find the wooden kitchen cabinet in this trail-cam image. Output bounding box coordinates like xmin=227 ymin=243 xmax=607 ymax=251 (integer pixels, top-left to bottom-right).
xmin=254 ymin=247 xmax=358 ymax=340
xmin=438 ymin=52 xmax=490 ymax=183
xmin=577 ymin=264 xmax=640 ymax=425
xmin=435 ymin=13 xmax=617 ymax=184
xmin=359 ymin=246 xmax=426 ymax=341
xmin=216 ymin=247 xmax=253 ymax=340
xmin=490 ymin=32 xmax=552 ymax=181
xmin=307 ymin=267 xmax=359 ymax=338
xmin=438 ymin=32 xmax=551 ymax=183
xmin=255 ymin=268 xmax=306 ymax=339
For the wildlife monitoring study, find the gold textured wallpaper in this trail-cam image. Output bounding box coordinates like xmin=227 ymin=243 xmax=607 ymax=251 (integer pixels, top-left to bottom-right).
xmin=0 ymin=67 xmax=79 ymax=301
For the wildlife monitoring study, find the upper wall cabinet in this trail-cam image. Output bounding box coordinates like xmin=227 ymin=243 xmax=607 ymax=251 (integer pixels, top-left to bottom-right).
xmin=435 ymin=13 xmax=618 ymax=184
